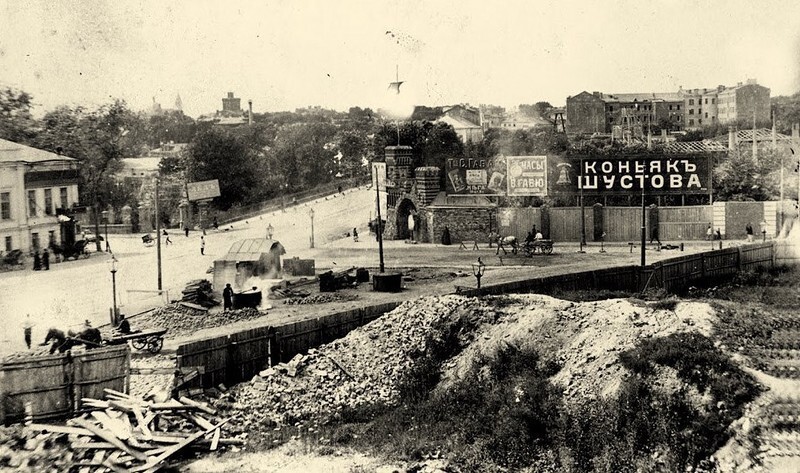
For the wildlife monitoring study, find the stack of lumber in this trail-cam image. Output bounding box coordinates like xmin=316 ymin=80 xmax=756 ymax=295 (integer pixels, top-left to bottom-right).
xmin=26 ymin=389 xmax=238 ymax=473
xmin=180 ymin=279 xmax=218 ymax=309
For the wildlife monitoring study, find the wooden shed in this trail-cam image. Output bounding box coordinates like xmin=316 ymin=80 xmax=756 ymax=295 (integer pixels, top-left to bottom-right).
xmin=213 ymin=238 xmax=286 ymax=294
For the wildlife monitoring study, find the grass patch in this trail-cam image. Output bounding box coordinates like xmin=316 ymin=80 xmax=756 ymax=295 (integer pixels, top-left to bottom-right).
xmin=322 ymin=325 xmax=758 ymax=472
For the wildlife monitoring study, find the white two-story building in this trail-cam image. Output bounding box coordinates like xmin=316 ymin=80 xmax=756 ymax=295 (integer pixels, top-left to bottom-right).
xmin=0 ymin=139 xmax=80 ymax=254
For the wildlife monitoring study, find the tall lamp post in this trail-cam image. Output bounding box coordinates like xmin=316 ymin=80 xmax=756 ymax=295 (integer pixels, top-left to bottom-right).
xmin=309 ymin=208 xmax=315 ymax=248
xmin=472 ymin=257 xmax=486 ymax=290
xmin=109 ymin=255 xmax=118 ymax=325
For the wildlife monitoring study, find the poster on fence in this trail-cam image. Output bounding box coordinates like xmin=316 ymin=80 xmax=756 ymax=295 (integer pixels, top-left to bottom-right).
xmin=547 ymin=154 xmax=712 ymax=195
xmin=506 ymin=156 xmax=548 ymax=196
xmin=445 ymin=156 xmax=506 ymax=195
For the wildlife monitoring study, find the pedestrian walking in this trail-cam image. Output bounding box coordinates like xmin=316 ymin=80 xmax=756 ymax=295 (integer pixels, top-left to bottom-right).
xmin=706 ymin=225 xmax=713 ymax=241
xmin=42 ymin=248 xmax=50 ymax=270
xmin=163 ymin=229 xmax=172 ymax=245
xmin=223 ymin=283 xmax=233 ymax=311
xmin=745 ymin=223 xmax=754 ymax=242
xmin=22 ymin=314 xmax=34 ymax=349
xmin=33 ymin=250 xmax=41 ymax=271
xmin=213 ymin=217 xmax=219 ymax=230
xmin=760 ymin=220 xmax=767 ymax=242
xmin=200 ymin=236 xmax=205 ymax=255
xmin=353 ymin=227 xmax=359 ymax=242
xmin=185 ymin=226 xmax=189 ymax=237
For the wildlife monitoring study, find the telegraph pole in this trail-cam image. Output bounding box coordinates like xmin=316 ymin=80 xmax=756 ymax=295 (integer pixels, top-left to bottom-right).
xmin=155 ymin=178 xmax=162 ymax=291
xmin=641 ymin=180 xmax=646 ymax=267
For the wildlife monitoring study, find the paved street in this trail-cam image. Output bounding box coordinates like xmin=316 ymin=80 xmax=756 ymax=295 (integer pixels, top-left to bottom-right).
xmin=0 ymin=187 xmax=374 ymax=356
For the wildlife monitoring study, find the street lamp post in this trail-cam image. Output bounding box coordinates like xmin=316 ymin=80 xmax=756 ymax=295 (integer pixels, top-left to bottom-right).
xmin=472 ymin=257 xmax=486 ymax=290
xmin=309 ymin=208 xmax=315 ymax=248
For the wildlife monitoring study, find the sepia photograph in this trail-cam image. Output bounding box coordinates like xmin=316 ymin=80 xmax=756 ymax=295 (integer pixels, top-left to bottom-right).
xmin=0 ymin=0 xmax=799 ymax=471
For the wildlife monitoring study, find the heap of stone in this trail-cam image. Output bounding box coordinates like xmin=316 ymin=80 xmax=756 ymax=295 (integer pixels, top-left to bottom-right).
xmin=227 ymin=295 xmax=477 ymax=427
xmin=283 ymin=293 xmax=359 ymax=305
xmin=136 ymin=305 xmax=265 ymax=338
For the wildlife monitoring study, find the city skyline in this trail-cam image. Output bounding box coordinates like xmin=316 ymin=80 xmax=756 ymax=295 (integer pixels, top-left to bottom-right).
xmin=1 ymin=0 xmax=799 ymax=117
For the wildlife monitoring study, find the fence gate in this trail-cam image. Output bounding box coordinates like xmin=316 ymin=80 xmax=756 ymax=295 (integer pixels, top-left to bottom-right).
xmin=73 ymin=346 xmax=131 ymax=411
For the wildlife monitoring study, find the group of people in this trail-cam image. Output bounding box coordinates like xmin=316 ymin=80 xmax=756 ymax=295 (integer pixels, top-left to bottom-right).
xmin=32 ymin=248 xmax=50 ymax=271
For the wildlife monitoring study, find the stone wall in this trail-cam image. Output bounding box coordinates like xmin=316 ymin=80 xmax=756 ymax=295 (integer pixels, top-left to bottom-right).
xmin=425 ymin=207 xmax=494 ymax=245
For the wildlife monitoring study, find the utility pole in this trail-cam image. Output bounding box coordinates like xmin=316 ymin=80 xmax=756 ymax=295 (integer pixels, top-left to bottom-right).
xmin=374 ymin=163 xmax=385 ymax=273
xmin=579 ymin=158 xmax=586 ymax=252
xmin=155 ymin=178 xmax=162 ymax=291
xmin=641 ymin=180 xmax=646 ymax=267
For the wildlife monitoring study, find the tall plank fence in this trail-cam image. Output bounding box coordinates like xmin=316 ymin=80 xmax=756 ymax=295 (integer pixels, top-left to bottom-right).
xmin=177 ymin=243 xmax=779 ymax=390
xmin=0 ymin=346 xmax=130 ymax=425
xmin=177 ymin=302 xmax=401 ymax=389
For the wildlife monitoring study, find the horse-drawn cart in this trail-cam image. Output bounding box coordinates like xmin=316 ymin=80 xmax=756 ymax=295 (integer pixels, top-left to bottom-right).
xmin=142 ymin=234 xmax=155 ymax=247
xmin=522 ymin=239 xmax=554 ymax=256
xmin=106 ymin=328 xmax=167 ymax=353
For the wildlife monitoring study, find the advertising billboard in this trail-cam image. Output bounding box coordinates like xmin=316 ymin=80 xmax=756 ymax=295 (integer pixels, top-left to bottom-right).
xmin=186 ymin=179 xmax=221 ymax=202
xmin=548 ymin=155 xmax=712 ymax=195
xmin=506 ymin=156 xmax=548 ymax=196
xmin=445 ymin=157 xmax=506 ymax=195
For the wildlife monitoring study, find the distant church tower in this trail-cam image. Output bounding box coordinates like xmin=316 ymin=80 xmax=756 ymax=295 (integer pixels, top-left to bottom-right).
xmin=174 ymin=94 xmax=183 ymax=112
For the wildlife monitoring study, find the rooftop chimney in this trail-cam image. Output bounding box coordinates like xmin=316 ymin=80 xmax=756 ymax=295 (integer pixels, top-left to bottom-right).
xmin=248 ymin=100 xmax=253 ymax=126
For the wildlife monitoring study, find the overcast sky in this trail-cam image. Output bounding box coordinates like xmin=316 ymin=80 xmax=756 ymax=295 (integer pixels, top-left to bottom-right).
xmin=2 ymin=0 xmax=799 ymax=117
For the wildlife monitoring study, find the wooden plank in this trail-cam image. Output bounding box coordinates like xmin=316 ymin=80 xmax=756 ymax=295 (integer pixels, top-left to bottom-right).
xmin=71 ymin=441 xmax=116 ymax=449
xmin=69 ymin=418 xmax=149 ymax=462
xmin=209 ymin=427 xmax=221 ymax=451
xmin=102 ymin=460 xmax=131 ymax=473
xmin=182 ymin=412 xmax=215 ymax=430
xmin=91 ymin=411 xmax=131 ymax=441
xmin=131 ymin=418 xmax=230 ymax=473
xmin=178 ymin=397 xmax=216 ymax=415
xmin=27 ymin=423 xmax=94 ymax=436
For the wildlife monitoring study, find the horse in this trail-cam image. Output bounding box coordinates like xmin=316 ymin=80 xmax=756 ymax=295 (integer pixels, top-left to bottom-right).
xmin=490 ymin=232 xmax=519 ymax=255
xmin=43 ymin=327 xmax=102 ymax=353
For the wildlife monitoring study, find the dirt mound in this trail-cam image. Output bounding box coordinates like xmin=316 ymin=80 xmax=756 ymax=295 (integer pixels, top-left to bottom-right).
xmin=439 ymin=295 xmax=716 ymax=400
xmin=225 ymin=294 xmax=717 ymax=434
xmin=134 ymin=304 xmax=265 ymax=337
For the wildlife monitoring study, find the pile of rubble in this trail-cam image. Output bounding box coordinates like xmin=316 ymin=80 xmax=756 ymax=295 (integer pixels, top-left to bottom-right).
xmin=227 ymin=295 xmax=476 ymax=427
xmin=225 ymin=294 xmax=719 ymax=432
xmin=2 ymin=390 xmax=240 ymax=472
xmin=283 ymin=293 xmax=359 ymax=305
xmin=136 ymin=305 xmax=265 ymax=338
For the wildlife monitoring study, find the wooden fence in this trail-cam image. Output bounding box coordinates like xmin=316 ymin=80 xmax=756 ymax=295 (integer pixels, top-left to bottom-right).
xmin=0 ymin=346 xmax=130 ymax=425
xmin=176 ymin=302 xmax=401 ymax=389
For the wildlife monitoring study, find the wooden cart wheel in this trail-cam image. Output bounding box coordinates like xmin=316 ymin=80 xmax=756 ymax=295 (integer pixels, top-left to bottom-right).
xmin=132 ymin=339 xmax=147 ymax=350
xmin=545 ymin=245 xmax=553 ymax=254
xmin=147 ymin=337 xmax=164 ymax=354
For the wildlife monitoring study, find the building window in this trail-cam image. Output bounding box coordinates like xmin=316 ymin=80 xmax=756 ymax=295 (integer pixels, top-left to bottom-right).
xmin=689 ymin=109 xmax=694 ymax=115
xmin=48 ymin=230 xmax=56 ymax=247
xmin=31 ymin=232 xmax=40 ymax=251
xmin=705 ymin=112 xmax=708 ymax=118
xmin=689 ymin=99 xmax=694 ymax=105
xmin=608 ymin=106 xmax=613 ymax=112
xmin=4 ymin=236 xmax=11 ymax=252
xmin=44 ymin=188 xmax=53 ymax=215
xmin=60 ymin=187 xmax=68 ymax=210
xmin=677 ymin=116 xmax=681 ymax=121
xmin=677 ymin=105 xmax=681 ymax=110
xmin=711 ymin=98 xmax=716 ymax=104
xmin=28 ymin=190 xmax=37 ymax=217
xmin=704 ymin=98 xmax=708 ymax=104
xmin=689 ymin=119 xmax=694 ymax=125
xmin=698 ymin=119 xmax=703 ymax=125
xmin=0 ymin=192 xmax=9 ymax=220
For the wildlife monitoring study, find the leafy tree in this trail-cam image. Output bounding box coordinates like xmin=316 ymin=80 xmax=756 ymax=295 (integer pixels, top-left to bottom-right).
xmin=0 ymin=87 xmax=37 ymax=144
xmin=714 ymin=148 xmax=781 ymax=201
xmin=36 ymin=100 xmax=145 ymax=250
xmin=772 ymin=93 xmax=800 ymax=134
xmin=185 ymin=127 xmax=265 ymax=209
xmin=146 ymin=110 xmax=198 ymax=147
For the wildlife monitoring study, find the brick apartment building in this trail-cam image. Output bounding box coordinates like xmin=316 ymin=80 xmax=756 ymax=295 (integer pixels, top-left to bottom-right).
xmin=566 ymin=79 xmax=770 ymax=134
